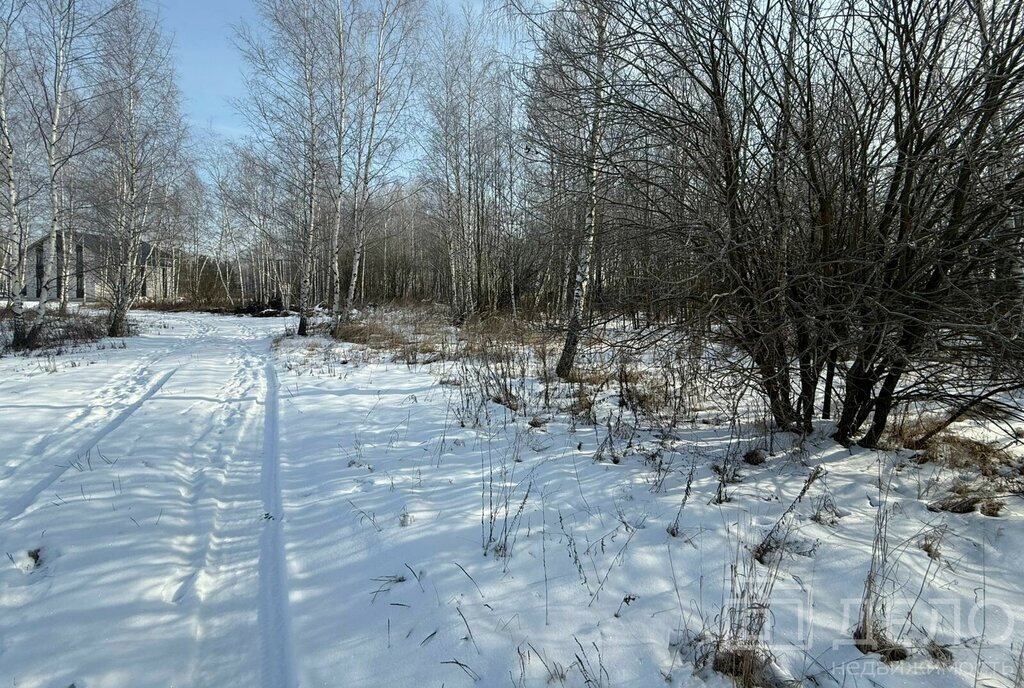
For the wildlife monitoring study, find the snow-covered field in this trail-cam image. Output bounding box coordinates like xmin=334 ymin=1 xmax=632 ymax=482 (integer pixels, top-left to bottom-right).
xmin=0 ymin=311 xmax=1021 ymax=688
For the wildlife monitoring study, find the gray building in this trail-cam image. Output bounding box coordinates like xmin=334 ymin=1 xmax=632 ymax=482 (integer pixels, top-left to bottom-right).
xmin=25 ymin=231 xmax=177 ymax=303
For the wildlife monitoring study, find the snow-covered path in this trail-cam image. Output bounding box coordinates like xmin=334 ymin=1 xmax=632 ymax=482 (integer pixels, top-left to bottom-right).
xmin=0 ymin=312 xmax=543 ymax=688
xmin=0 ymin=313 xmax=300 ymax=688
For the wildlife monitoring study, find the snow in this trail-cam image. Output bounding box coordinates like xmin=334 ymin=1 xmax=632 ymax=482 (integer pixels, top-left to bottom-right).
xmin=0 ymin=311 xmax=1021 ymax=687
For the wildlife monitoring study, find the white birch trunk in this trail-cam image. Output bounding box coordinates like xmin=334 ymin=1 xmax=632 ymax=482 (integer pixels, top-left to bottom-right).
xmin=36 ymin=0 xmax=73 ymax=322
xmin=555 ymin=7 xmax=608 ymax=379
xmin=0 ymin=15 xmax=27 ymax=343
xmin=330 ymin=0 xmax=350 ymax=326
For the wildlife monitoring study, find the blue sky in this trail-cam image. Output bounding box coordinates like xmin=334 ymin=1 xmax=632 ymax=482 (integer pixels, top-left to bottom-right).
xmin=158 ymin=0 xmax=252 ymax=140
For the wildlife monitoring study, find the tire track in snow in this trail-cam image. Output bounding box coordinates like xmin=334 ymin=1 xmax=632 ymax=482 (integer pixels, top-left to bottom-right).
xmin=258 ymin=359 xmax=298 ymax=688
xmin=1 ymin=314 xmax=209 ymax=486
xmin=169 ymin=340 xmax=265 ymax=607
xmin=18 ymin=357 xmax=158 ymax=458
xmin=0 ymin=366 xmax=179 ymax=524
xmin=183 ymin=337 xmax=277 ymax=686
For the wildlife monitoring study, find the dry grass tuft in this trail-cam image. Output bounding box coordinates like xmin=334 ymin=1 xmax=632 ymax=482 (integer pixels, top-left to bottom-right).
xmin=333 ymin=320 xmax=407 ymax=349
xmin=881 ymin=414 xmax=947 ymax=450
xmin=980 ymin=498 xmax=1005 ymax=517
xmin=853 ymin=627 xmax=909 ymax=663
xmin=565 ymin=366 xmax=613 ymax=387
xmin=917 ymin=434 xmax=1014 ymax=477
xmin=743 ymin=448 xmax=767 ymax=466
xmin=618 ymin=373 xmax=671 ymax=417
xmin=711 ymin=648 xmax=789 ymax=688
xmin=394 ymin=339 xmax=442 ymax=364
xmin=919 ymin=533 xmax=943 ymax=560
xmin=567 ymin=384 xmax=596 ymax=423
xmin=456 ymin=315 xmax=553 ymax=362
xmin=927 ymin=494 xmax=983 ymax=514
xmin=927 ymin=481 xmax=1004 ymax=515
xmin=926 ymin=640 xmax=954 ymax=666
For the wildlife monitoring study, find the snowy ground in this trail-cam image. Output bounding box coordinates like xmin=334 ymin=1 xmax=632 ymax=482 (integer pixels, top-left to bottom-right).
xmin=0 ymin=311 xmax=1022 ymax=688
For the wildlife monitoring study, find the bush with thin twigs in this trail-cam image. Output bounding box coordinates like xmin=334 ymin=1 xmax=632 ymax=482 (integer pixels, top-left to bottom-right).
xmin=2 ymin=311 xmax=114 ymax=354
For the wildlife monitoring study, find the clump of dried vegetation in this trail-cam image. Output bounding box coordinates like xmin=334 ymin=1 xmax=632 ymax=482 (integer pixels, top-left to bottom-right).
xmin=1 ymin=309 xmax=114 ymax=354
xmin=884 ymin=408 xmax=1021 ymax=516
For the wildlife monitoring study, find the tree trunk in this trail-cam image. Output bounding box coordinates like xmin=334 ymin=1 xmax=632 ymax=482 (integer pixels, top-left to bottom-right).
xmin=555 ymin=9 xmax=607 ymax=380
xmin=859 ymin=364 xmax=904 ymax=448
xmin=108 ymin=307 xmax=129 ymax=337
xmin=822 ymin=349 xmax=837 ymax=420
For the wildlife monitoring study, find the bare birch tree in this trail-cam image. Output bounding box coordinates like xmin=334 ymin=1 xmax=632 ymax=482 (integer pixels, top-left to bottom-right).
xmin=89 ymin=0 xmax=186 ymax=336
xmin=25 ymin=0 xmax=105 ymax=334
xmin=339 ymin=0 xmax=420 ymax=321
xmin=238 ymin=0 xmax=329 ymax=335
xmin=515 ymin=0 xmax=615 ymax=377
xmin=0 ymin=0 xmax=33 ymax=346
xmin=326 ymin=0 xmax=353 ymax=327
